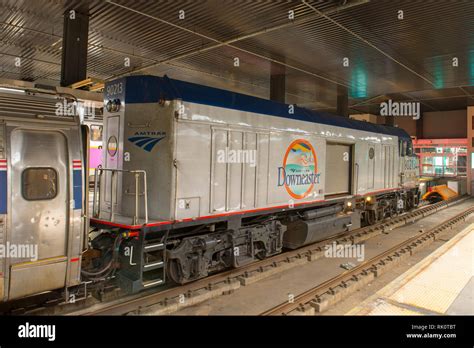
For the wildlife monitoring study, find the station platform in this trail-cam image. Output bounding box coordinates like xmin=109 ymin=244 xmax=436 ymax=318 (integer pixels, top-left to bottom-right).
xmin=348 ymin=224 xmax=474 ymax=315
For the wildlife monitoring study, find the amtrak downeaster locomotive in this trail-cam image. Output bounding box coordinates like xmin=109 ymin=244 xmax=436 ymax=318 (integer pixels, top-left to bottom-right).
xmin=0 ymin=75 xmax=419 ymax=301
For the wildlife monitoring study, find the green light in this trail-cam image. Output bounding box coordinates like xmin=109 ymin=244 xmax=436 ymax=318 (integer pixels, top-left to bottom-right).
xmin=432 ymin=56 xmax=444 ymax=89
xmin=350 ymin=64 xmax=368 ymax=99
xmin=469 ymin=50 xmax=474 ymax=86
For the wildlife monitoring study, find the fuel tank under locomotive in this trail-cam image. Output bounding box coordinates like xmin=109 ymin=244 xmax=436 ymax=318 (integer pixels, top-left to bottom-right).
xmin=283 ymin=205 xmax=360 ymax=249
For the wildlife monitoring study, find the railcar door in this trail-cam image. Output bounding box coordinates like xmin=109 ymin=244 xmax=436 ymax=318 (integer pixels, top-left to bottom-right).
xmin=8 ymin=128 xmax=69 ymax=300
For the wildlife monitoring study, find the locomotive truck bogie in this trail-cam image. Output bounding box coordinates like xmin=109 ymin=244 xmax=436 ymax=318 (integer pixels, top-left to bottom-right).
xmin=166 ymin=220 xmax=285 ymax=284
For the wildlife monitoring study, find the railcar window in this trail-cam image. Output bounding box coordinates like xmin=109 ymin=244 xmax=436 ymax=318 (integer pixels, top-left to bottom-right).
xmin=22 ymin=168 xmax=58 ymax=201
xmin=90 ymin=125 xmax=103 ymax=142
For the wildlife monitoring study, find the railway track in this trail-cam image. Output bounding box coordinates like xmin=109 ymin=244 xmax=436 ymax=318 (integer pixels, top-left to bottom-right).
xmin=261 ymin=205 xmax=474 ymax=316
xmin=72 ymin=196 xmax=470 ymax=316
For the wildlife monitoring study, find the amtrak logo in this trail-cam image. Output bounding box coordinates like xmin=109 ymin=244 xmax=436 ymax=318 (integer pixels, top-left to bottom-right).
xmin=128 ymin=131 xmax=166 ymax=152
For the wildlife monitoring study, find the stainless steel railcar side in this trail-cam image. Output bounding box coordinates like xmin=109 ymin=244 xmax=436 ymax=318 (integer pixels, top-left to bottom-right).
xmin=0 ymin=91 xmax=85 ymax=301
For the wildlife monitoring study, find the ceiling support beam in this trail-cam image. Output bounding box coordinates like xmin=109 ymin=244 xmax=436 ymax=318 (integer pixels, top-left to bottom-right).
xmin=60 ymin=5 xmax=89 ymax=87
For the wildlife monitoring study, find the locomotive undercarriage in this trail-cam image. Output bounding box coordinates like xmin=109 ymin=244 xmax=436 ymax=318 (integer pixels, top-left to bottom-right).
xmin=163 ymin=205 xmax=356 ymax=285
xmin=163 ymin=204 xmax=356 ymax=284
xmin=85 ymin=188 xmax=420 ymax=289
xmin=163 ymin=188 xmax=419 ymax=285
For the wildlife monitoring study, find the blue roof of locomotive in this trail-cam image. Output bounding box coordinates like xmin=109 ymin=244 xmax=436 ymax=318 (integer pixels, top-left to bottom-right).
xmin=119 ymin=75 xmax=411 ymax=141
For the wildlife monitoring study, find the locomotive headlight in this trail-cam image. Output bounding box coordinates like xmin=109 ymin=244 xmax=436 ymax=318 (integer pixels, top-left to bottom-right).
xmin=105 ymin=99 xmax=113 ymax=112
xmin=345 ymin=200 xmax=354 ymax=212
xmin=105 ymin=98 xmax=121 ymax=112
xmin=113 ymin=98 xmax=121 ymax=112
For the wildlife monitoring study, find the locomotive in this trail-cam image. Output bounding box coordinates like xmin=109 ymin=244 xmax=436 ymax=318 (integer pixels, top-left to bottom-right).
xmin=0 ymin=75 xmax=419 ymax=301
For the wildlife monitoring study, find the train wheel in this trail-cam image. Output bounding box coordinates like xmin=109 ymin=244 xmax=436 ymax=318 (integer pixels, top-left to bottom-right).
xmin=364 ymin=210 xmax=376 ymax=225
xmin=167 ymin=259 xmax=187 ymax=284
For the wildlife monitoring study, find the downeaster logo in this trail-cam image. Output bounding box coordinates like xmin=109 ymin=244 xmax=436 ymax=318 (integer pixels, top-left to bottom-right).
xmin=277 ymin=139 xmax=320 ymax=199
xmin=128 ymin=132 xmax=166 ymax=152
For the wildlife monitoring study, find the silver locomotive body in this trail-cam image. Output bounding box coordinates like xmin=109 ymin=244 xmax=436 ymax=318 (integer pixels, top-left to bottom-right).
xmin=90 ymin=75 xmax=419 ymax=289
xmin=0 ymin=90 xmax=85 ymax=302
xmin=96 ymin=76 xmax=418 ymax=224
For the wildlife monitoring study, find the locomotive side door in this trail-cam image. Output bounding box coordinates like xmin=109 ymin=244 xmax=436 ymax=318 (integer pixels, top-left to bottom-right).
xmin=325 ymin=142 xmax=352 ymax=196
xmin=8 ymin=128 xmax=69 ymax=300
xmin=367 ymin=145 xmax=375 ymax=189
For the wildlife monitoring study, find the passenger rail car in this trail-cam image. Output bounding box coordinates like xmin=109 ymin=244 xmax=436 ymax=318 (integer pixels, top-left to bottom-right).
xmin=0 ymin=90 xmax=85 ymax=301
xmin=0 ymin=76 xmax=419 ymax=301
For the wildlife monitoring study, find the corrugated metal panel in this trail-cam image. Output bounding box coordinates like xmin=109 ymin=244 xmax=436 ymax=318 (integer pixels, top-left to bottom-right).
xmin=0 ymin=0 xmax=474 ymax=112
xmin=0 ymin=92 xmax=63 ymax=118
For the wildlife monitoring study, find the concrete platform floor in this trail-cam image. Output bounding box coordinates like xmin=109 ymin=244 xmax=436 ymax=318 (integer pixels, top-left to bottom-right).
xmin=171 ymin=200 xmax=474 ymax=315
xmin=348 ymin=225 xmax=473 ymax=315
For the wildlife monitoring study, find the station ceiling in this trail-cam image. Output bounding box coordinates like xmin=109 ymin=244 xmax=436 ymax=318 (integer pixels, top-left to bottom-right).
xmin=1 ymin=0 xmax=474 ymax=114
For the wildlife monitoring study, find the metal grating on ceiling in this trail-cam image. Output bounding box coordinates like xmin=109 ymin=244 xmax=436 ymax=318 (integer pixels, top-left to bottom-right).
xmin=1 ymin=0 xmax=474 ymax=113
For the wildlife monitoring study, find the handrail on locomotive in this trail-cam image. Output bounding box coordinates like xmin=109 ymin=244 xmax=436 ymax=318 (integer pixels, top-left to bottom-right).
xmin=92 ymin=166 xmax=149 ymax=224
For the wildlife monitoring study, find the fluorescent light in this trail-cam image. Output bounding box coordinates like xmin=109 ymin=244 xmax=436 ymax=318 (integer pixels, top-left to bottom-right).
xmin=0 ymin=87 xmax=25 ymax=93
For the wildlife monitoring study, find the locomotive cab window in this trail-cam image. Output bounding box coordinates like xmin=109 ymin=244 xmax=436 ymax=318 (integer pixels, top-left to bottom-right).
xmin=90 ymin=125 xmax=103 ymax=142
xmin=406 ymin=141 xmax=414 ymax=156
xmin=22 ymin=168 xmax=58 ymax=201
xmin=400 ymin=140 xmax=407 ymax=156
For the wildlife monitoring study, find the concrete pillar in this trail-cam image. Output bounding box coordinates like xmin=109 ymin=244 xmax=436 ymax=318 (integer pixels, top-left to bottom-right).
xmin=270 ymin=63 xmax=286 ymax=103
xmin=385 ymin=115 xmax=395 ymax=127
xmin=467 ymin=107 xmax=473 ymax=195
xmin=61 ymin=5 xmax=89 ymax=87
xmin=337 ymin=85 xmax=349 ymax=117
xmin=416 ymin=116 xmax=423 ymax=139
